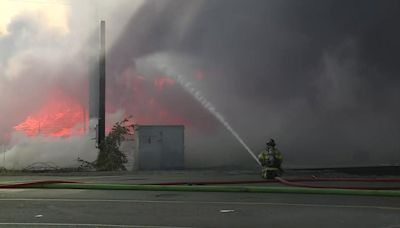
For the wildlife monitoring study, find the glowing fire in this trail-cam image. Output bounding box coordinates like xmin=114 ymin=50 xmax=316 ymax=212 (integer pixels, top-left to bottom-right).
xmin=154 ymin=76 xmax=176 ymax=90
xmin=14 ymin=91 xmax=86 ymax=137
xmin=195 ymin=70 xmax=204 ymax=81
xmin=116 ymin=72 xmax=215 ymax=131
xmin=12 ymin=69 xmax=211 ymax=140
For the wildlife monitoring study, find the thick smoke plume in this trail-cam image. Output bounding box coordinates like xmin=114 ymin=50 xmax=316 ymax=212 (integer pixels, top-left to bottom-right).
xmin=1 ymin=0 xmax=400 ymax=168
xmin=2 ymin=134 xmax=96 ymax=169
xmin=0 ymin=0 xmax=142 ymax=168
xmin=109 ymin=0 xmax=400 ymax=167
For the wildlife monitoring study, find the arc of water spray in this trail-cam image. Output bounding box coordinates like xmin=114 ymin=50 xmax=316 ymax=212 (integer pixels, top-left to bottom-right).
xmin=159 ymin=64 xmax=261 ymax=167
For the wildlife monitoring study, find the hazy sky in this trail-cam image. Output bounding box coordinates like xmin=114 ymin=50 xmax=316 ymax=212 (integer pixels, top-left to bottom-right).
xmin=0 ymin=0 xmax=69 ymax=34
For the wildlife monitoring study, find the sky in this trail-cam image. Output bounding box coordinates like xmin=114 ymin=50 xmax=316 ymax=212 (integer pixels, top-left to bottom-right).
xmin=0 ymin=0 xmax=69 ymax=34
xmin=1 ymin=0 xmax=400 ymax=168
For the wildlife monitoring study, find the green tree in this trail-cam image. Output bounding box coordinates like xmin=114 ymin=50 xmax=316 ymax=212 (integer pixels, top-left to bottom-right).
xmin=95 ymin=117 xmax=135 ymax=171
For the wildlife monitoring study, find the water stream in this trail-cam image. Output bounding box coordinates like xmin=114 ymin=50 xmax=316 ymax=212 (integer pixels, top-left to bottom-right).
xmin=158 ymin=64 xmax=261 ymax=166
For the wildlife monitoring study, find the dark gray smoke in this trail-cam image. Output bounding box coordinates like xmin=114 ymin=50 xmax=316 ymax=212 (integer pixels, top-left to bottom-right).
xmin=107 ymin=0 xmax=400 ymax=167
xmin=2 ymin=0 xmax=399 ymax=168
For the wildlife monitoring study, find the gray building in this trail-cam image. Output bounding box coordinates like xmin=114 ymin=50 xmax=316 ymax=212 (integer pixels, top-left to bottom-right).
xmin=133 ymin=125 xmax=184 ymax=170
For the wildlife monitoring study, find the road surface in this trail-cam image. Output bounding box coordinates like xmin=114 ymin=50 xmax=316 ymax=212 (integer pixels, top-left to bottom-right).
xmin=0 ymin=171 xmax=399 ymax=227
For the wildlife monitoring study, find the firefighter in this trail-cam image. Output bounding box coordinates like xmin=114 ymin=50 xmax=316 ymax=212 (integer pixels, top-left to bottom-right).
xmin=258 ymin=138 xmax=283 ymax=178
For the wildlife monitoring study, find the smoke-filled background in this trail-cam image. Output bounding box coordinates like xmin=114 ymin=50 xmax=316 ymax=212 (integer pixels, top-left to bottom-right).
xmin=1 ymin=0 xmax=399 ymax=169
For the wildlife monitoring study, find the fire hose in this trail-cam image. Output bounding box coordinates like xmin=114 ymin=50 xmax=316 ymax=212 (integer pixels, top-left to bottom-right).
xmin=274 ymin=177 xmax=400 ymax=190
xmin=20 ymin=182 xmax=400 ymax=197
xmin=0 ymin=180 xmax=80 ymax=188
xmin=147 ymin=177 xmax=400 ymax=185
xmin=0 ymin=178 xmax=400 ymax=197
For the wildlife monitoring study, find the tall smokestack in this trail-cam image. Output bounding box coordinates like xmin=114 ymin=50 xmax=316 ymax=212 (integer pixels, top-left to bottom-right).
xmin=98 ymin=20 xmax=106 ymax=145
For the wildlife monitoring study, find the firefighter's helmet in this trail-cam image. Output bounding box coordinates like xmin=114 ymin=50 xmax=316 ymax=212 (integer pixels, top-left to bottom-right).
xmin=266 ymin=138 xmax=276 ymax=148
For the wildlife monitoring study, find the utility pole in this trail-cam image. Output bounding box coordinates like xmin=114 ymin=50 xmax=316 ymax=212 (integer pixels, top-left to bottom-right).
xmin=98 ymin=20 xmax=106 ymax=146
xmin=83 ymin=106 xmax=87 ymax=134
xmin=2 ymin=145 xmax=5 ymax=168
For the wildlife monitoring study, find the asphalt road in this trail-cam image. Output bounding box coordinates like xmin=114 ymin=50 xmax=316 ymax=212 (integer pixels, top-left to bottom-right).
xmin=0 ymin=171 xmax=399 ymax=228
xmin=0 ymin=188 xmax=399 ymax=228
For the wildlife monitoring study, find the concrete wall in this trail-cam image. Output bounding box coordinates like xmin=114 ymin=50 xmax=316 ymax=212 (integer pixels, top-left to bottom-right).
xmin=133 ymin=125 xmax=184 ymax=170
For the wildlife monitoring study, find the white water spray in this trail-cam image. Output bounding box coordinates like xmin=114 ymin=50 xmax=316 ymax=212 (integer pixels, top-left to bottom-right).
xmin=156 ymin=62 xmax=261 ymax=166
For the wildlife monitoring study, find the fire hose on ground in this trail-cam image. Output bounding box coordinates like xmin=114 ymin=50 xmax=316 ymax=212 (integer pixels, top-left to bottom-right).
xmin=146 ymin=177 xmax=400 ymax=185
xmin=1 ymin=177 xmax=400 ymax=197
xmin=0 ymin=180 xmax=79 ymax=188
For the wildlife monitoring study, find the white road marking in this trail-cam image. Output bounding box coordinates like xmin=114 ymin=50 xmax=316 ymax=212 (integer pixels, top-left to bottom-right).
xmin=0 ymin=198 xmax=398 ymax=211
xmin=219 ymin=209 xmax=235 ymax=213
xmin=0 ymin=223 xmax=190 ymax=228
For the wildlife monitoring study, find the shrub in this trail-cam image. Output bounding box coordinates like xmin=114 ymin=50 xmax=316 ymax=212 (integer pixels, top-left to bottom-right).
xmin=95 ymin=117 xmax=135 ymax=171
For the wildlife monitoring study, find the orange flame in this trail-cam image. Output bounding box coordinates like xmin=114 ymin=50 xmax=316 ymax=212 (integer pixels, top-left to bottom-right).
xmin=14 ymin=91 xmax=86 ymax=137
xmin=154 ymin=76 xmax=175 ymax=90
